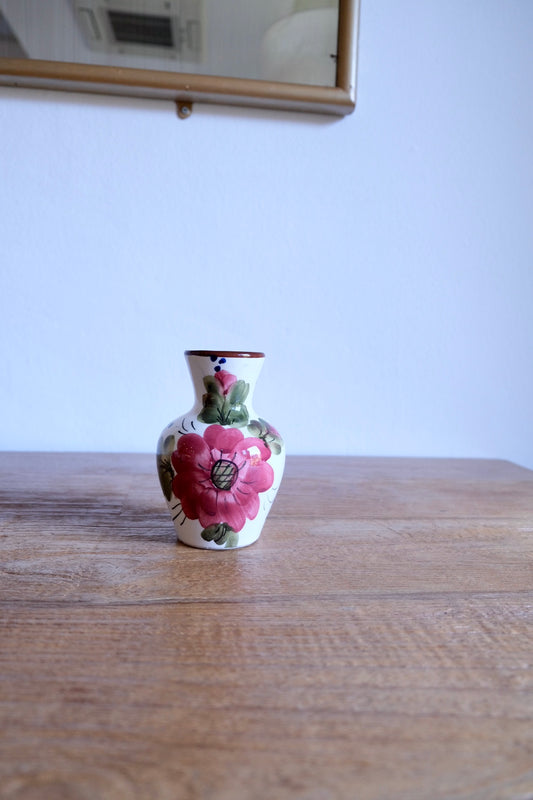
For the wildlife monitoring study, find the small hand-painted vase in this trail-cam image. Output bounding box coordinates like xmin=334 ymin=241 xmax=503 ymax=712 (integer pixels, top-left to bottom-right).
xmin=157 ymin=350 xmax=285 ymax=549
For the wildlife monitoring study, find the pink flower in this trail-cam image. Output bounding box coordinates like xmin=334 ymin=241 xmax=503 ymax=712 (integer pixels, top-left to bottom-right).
xmin=171 ymin=424 xmax=274 ymax=532
xmin=214 ymin=369 xmax=237 ymax=395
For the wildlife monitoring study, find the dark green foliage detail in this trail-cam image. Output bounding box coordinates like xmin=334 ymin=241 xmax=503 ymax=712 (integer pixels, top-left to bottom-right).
xmin=247 ymin=418 xmax=283 ymax=455
xmin=198 ymin=376 xmax=250 ymax=427
xmin=156 ymin=434 xmax=176 ymax=501
xmin=201 ymin=522 xmax=238 ymax=547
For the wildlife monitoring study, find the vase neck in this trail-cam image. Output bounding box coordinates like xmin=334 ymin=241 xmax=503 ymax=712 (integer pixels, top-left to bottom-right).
xmin=186 ymin=352 xmax=264 ymax=423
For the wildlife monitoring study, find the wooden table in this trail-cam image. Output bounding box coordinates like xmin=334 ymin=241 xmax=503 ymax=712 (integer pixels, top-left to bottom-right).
xmin=1 ymin=453 xmax=532 ymax=800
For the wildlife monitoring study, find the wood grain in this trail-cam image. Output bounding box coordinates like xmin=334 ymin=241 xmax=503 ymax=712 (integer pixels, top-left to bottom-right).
xmin=1 ymin=454 xmax=532 ymax=800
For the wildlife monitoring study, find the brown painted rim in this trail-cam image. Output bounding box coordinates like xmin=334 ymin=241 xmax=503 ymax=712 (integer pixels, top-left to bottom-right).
xmin=185 ymin=350 xmax=265 ymax=358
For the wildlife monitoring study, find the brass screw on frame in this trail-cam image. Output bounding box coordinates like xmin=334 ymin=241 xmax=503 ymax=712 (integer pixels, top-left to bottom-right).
xmin=177 ymin=102 xmax=193 ymax=119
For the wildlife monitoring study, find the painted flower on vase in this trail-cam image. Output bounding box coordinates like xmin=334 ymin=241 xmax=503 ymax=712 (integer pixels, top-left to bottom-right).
xmin=171 ymin=424 xmax=274 ymax=544
xmin=248 ymin=418 xmax=284 ymax=455
xmin=214 ymin=369 xmax=237 ymax=394
xmin=198 ymin=370 xmax=250 ymax=427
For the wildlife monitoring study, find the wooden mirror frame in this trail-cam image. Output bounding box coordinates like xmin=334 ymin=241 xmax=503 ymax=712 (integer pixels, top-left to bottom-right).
xmin=0 ymin=0 xmax=359 ymax=116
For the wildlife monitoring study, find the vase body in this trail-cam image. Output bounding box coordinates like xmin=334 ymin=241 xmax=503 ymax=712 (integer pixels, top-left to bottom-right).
xmin=157 ymin=350 xmax=285 ymax=550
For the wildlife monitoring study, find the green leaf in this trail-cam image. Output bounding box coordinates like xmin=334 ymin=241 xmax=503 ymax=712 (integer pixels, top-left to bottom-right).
xmin=224 ymin=531 xmax=240 ymax=548
xmin=247 ymin=420 xmax=262 ymax=437
xmin=223 ymin=401 xmax=249 ymax=427
xmin=228 ymin=380 xmax=249 ymax=405
xmin=156 ymin=455 xmax=174 ymax=501
xmin=203 ymin=375 xmax=222 ymax=396
xmin=198 ymin=404 xmax=221 ymax=424
xmin=201 ymin=523 xmax=235 ymax=545
xmin=198 ymin=389 xmax=224 ymax=423
xmin=201 ymin=523 xmax=224 ymax=542
xmin=162 ymin=434 xmax=175 ymax=454
xmin=247 ymin=418 xmax=284 ymax=455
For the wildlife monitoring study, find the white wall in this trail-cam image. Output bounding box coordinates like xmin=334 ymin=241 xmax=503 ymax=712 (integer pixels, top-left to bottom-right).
xmin=1 ymin=0 xmax=532 ymax=468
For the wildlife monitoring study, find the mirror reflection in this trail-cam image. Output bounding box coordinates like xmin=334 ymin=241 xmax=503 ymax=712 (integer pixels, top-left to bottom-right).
xmin=0 ymin=0 xmax=340 ymax=86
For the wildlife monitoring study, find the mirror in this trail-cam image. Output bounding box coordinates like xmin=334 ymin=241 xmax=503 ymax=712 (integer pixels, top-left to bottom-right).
xmin=0 ymin=0 xmax=359 ymax=116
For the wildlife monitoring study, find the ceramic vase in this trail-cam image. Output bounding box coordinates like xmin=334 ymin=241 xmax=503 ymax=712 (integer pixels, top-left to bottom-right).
xmin=157 ymin=350 xmax=285 ymax=550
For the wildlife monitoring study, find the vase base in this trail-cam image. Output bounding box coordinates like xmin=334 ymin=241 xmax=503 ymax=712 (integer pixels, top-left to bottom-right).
xmin=175 ymin=532 xmax=261 ymax=551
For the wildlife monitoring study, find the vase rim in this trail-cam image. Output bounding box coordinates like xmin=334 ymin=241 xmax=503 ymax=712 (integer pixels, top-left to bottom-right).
xmin=185 ymin=350 xmax=265 ymax=358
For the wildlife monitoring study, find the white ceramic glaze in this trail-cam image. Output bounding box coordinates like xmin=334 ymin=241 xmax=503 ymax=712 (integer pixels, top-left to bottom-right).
xmin=157 ymin=351 xmax=285 ymax=550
